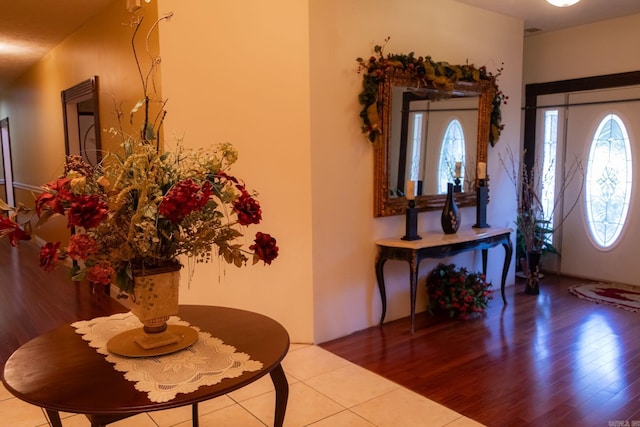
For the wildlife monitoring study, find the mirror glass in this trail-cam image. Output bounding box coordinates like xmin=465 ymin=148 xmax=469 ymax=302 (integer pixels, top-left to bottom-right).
xmin=388 ymin=88 xmax=479 ymax=198
xmin=372 ymin=74 xmax=496 ymax=217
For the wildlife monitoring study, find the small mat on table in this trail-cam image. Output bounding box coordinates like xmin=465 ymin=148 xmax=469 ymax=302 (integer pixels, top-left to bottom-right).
xmin=72 ymin=312 xmax=263 ymax=403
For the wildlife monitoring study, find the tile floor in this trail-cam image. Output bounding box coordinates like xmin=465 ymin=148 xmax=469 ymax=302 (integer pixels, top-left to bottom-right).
xmin=0 ymin=344 xmax=484 ymax=427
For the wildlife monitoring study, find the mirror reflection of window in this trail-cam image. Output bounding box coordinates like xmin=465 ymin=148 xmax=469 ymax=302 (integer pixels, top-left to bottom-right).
xmin=438 ymin=119 xmax=465 ymax=193
xmin=406 ymin=112 xmax=426 ymax=184
xmin=541 ymin=110 xmax=559 ymax=229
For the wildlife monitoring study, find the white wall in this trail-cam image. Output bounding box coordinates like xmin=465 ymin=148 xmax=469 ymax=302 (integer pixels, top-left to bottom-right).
xmin=309 ymin=0 xmax=523 ymax=343
xmin=158 ymin=0 xmax=524 ymax=344
xmin=524 ymin=14 xmax=640 ymax=84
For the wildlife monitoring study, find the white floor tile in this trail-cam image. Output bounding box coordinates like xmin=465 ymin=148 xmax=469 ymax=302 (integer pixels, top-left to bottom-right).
xmin=241 ymin=381 xmax=344 ymax=426
xmin=227 ymin=369 xmax=297 ymax=403
xmin=173 ymin=404 xmax=264 ymax=427
xmin=444 ymin=416 xmax=487 ymax=427
xmin=307 ymin=409 xmax=377 ymax=426
xmin=281 ymin=345 xmax=351 ymax=381
xmin=305 ymin=363 xmax=400 ymax=408
xmin=147 ymin=395 xmax=236 ymax=426
xmin=0 ymin=398 xmax=49 ymax=426
xmin=351 ymin=387 xmax=464 ymax=427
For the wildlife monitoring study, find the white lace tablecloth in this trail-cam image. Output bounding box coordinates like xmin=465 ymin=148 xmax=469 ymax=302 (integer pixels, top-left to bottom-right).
xmin=72 ymin=312 xmax=263 ymax=403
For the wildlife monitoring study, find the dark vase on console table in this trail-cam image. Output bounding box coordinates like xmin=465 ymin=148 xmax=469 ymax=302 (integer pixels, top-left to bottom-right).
xmin=441 ymin=183 xmax=460 ymax=234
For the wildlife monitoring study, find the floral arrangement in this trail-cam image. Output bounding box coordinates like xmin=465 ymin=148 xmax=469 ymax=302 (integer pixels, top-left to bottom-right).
xmin=0 ymin=200 xmax=31 ymax=246
xmin=426 ymin=263 xmax=493 ymax=320
xmin=0 ymin=13 xmax=278 ymax=295
xmin=356 ymin=37 xmax=507 ymax=145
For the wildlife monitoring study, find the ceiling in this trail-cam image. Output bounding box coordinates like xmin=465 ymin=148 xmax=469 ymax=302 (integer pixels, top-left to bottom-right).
xmin=0 ymin=0 xmax=117 ymax=92
xmin=454 ymin=0 xmax=640 ymax=34
xmin=1 ymin=0 xmax=640 ymax=92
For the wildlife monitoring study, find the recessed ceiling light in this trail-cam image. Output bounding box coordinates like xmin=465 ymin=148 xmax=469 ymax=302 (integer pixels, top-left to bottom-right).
xmin=546 ymin=0 xmax=581 ymax=7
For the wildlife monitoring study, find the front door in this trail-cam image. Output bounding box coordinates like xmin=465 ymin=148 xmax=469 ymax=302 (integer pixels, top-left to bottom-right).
xmin=546 ymin=87 xmax=640 ymax=285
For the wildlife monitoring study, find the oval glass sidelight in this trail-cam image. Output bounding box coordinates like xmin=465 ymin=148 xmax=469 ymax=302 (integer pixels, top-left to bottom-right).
xmin=438 ymin=119 xmax=465 ymax=193
xmin=585 ymin=113 xmax=632 ymax=248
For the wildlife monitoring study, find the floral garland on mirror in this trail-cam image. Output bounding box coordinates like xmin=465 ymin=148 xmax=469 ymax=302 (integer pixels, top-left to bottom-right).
xmin=356 ymin=37 xmax=507 ymax=146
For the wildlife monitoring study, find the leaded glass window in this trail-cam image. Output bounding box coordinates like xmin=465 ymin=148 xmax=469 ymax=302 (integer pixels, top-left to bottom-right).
xmin=541 ymin=110 xmax=558 ymax=227
xmin=586 ymin=113 xmax=632 ymax=248
xmin=438 ymin=119 xmax=465 ymax=193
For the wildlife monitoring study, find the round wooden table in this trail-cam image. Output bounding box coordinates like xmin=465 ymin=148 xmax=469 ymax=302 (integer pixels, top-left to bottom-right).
xmin=2 ymin=305 xmax=290 ymax=427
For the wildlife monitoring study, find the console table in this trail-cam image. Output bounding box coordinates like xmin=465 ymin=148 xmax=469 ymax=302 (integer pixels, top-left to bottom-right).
xmin=375 ymin=227 xmax=512 ymax=333
xmin=2 ymin=305 xmax=290 ymax=427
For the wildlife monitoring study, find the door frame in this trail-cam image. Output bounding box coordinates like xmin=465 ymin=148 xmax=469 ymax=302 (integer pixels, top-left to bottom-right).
xmin=0 ymin=117 xmax=14 ymax=206
xmin=524 ymin=71 xmax=640 ymax=171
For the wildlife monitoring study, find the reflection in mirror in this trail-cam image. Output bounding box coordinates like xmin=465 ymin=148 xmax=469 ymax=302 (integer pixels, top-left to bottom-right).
xmin=375 ymin=74 xmax=496 ymax=216
xmin=389 ymin=90 xmax=479 ymax=198
xmin=356 ymin=46 xmax=504 ymax=217
xmin=62 ymin=77 xmax=101 ymax=166
xmin=438 ymin=118 xmax=466 ymax=194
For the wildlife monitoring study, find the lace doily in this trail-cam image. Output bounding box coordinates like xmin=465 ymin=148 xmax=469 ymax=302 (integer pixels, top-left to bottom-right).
xmin=72 ymin=312 xmax=263 ymax=403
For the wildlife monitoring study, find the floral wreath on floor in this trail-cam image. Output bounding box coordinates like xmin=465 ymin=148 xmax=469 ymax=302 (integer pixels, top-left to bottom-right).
xmin=426 ymin=263 xmax=493 ymax=320
xmin=0 ymin=13 xmax=278 ymax=295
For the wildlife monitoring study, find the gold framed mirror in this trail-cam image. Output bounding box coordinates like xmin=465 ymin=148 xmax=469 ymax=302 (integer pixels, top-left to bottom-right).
xmin=357 ymin=48 xmax=503 ymax=217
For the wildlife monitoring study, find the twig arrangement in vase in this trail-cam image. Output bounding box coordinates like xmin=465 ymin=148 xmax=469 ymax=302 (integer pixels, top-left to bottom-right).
xmin=500 ymin=146 xmax=583 ymax=294
xmin=0 ymin=13 xmax=278 ymax=354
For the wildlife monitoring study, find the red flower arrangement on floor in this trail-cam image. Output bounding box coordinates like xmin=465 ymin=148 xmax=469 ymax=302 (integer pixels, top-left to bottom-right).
xmin=426 ymin=263 xmax=493 ymax=320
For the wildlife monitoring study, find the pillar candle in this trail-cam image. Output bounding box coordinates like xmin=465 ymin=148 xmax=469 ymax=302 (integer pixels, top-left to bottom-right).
xmin=455 ymin=162 xmax=462 ymax=178
xmin=477 ymin=162 xmax=486 ymax=180
xmin=406 ymin=180 xmax=415 ymax=200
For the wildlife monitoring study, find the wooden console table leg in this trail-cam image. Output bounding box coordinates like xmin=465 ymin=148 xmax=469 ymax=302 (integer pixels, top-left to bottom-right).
xmin=482 ymin=248 xmax=488 ymax=277
xmin=409 ymin=252 xmax=419 ymax=334
xmin=501 ymin=239 xmax=513 ymax=305
xmin=270 ymin=363 xmax=288 ymax=427
xmin=375 ymin=255 xmax=388 ymax=326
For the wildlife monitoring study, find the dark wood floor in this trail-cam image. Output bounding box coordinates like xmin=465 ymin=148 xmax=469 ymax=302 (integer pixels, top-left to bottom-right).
xmin=3 ymin=238 xmax=640 ymax=426
xmin=0 ymin=239 xmax=125 ymax=368
xmin=321 ymin=273 xmax=640 ymax=427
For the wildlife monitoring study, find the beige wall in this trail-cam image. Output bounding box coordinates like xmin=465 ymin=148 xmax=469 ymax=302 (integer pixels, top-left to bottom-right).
xmin=158 ymin=0 xmax=524 ymax=343
xmin=308 ymin=0 xmax=523 ymax=342
xmin=0 ymin=1 xmax=159 ymax=243
xmin=0 ymin=2 xmax=159 ymax=190
xmin=524 ymin=14 xmax=640 ymax=84
xmin=157 ymin=0 xmax=315 ymax=341
xmin=1 ymin=0 xmax=525 ymax=344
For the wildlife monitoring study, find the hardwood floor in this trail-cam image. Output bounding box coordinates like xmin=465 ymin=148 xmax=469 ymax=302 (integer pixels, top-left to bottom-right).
xmin=0 ymin=239 xmax=125 ymax=367
xmin=321 ymin=273 xmax=640 ymax=427
xmin=3 ymin=238 xmax=639 ymax=426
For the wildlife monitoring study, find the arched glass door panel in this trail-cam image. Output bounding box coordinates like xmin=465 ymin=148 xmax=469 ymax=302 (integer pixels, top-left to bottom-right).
xmin=585 ymin=113 xmax=632 ymax=248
